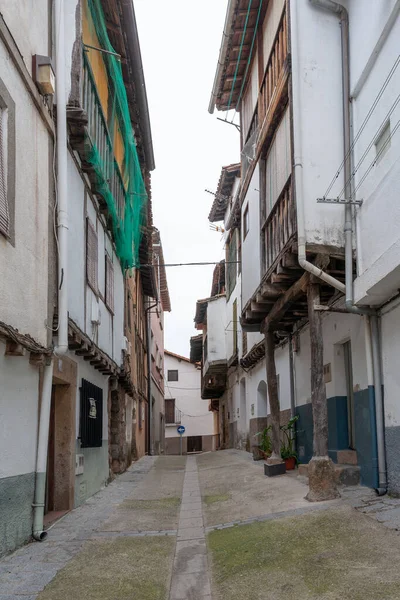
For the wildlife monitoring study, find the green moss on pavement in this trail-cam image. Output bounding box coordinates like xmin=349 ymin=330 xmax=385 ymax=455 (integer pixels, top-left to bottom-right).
xmin=208 ymin=506 xmax=400 ymax=599
xmin=38 ymin=536 xmax=174 ymax=600
xmin=122 ymin=497 xmax=180 ymax=510
xmin=203 ymin=493 xmax=230 ymax=505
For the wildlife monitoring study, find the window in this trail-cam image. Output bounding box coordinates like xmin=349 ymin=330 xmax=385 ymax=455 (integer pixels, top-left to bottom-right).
xmin=242 ymin=330 xmax=248 ymax=356
xmin=86 ymin=218 xmax=98 ymax=293
xmin=138 ymin=399 xmax=143 ymax=429
xmin=243 ymin=205 xmax=249 ymax=239
xmin=105 ymin=254 xmax=114 ymax=312
xmin=0 ymin=108 xmax=9 ymax=237
xmin=233 ymin=299 xmax=238 ymax=356
xmin=226 ymin=230 xmax=237 ymax=299
xmin=80 ymin=379 xmax=103 ymax=448
xmin=165 ymin=398 xmax=176 ymax=424
xmin=375 ymin=121 xmax=391 ymax=164
xmin=0 ymin=82 xmax=15 ymax=242
xmin=168 ymin=369 xmax=178 ymax=382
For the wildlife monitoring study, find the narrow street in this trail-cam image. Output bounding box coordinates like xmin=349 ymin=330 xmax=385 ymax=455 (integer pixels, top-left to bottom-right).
xmin=2 ymin=451 xmax=400 ymax=599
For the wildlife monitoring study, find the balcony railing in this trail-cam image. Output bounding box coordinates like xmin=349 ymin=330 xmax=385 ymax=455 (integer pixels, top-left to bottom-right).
xmin=259 ymin=9 xmax=288 ymax=124
xmin=81 ymin=51 xmax=126 ymax=222
xmin=166 ymin=406 xmax=182 ymax=425
xmin=264 ymin=181 xmax=296 ymax=271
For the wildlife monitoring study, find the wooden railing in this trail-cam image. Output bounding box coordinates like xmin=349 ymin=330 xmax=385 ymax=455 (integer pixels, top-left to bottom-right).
xmin=81 ymin=51 xmax=126 ymax=222
xmin=264 ymin=181 xmax=296 ymax=270
xmin=259 ymin=10 xmax=288 ymax=123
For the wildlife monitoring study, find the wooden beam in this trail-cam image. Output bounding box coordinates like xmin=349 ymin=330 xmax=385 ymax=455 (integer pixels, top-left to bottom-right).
xmin=265 ymin=331 xmax=281 ymax=460
xmin=29 ymin=352 xmax=45 ymax=367
xmin=260 ymin=283 xmax=287 ymax=298
xmin=262 ymin=273 xmax=309 ymax=333
xmin=4 ymin=340 xmax=25 ymax=356
xmin=308 ymin=283 xmax=328 ymax=456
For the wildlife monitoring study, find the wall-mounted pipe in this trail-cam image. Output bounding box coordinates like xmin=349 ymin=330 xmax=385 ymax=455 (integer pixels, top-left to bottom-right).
xmin=145 ymin=300 xmax=158 ymax=456
xmin=305 ymin=0 xmax=387 ymax=492
xmin=33 ymin=0 xmax=70 ymax=541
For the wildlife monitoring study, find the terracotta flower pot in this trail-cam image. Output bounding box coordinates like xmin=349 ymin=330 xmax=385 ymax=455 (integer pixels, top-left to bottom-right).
xmin=284 ymin=457 xmax=296 ymax=470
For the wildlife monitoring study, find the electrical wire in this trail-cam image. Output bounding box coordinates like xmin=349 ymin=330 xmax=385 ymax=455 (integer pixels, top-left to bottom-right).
xmin=336 ymin=93 xmax=400 ymax=199
xmin=139 ymin=261 xmax=239 ymax=268
xmin=352 ymin=118 xmax=400 ymax=197
xmin=322 ymin=54 xmax=400 ymax=199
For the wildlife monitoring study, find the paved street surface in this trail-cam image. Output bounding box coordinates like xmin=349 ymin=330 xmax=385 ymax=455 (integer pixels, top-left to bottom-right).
xmin=2 ymin=451 xmax=400 ymax=599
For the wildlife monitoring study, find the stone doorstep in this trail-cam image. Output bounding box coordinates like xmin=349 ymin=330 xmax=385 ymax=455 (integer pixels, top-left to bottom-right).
xmin=337 ymin=449 xmax=358 ymax=465
xmin=298 ymin=462 xmax=360 ymax=486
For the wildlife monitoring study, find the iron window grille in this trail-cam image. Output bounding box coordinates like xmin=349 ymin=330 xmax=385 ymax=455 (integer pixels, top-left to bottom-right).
xmin=80 ymin=379 xmax=103 ymax=448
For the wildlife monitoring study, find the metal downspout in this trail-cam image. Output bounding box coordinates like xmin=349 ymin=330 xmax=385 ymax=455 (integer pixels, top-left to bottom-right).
xmin=145 ymin=301 xmax=157 ymax=456
xmin=289 ymin=334 xmax=295 ymax=418
xmin=33 ymin=0 xmax=70 ymax=541
xmin=307 ymin=0 xmax=387 ymax=492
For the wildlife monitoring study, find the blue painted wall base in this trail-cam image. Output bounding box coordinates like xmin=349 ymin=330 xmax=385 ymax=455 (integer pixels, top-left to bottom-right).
xmin=296 ymin=388 xmax=378 ymax=489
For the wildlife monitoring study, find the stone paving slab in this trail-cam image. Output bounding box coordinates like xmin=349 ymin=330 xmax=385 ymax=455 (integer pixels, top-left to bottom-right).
xmin=0 ymin=456 xmax=155 ymax=598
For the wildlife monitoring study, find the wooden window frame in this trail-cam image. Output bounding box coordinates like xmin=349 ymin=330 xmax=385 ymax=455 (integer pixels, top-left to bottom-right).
xmin=105 ymin=253 xmax=114 ymax=313
xmin=165 ymin=398 xmax=176 ymax=424
xmin=0 ymin=80 xmax=15 ymax=243
xmin=167 ymin=369 xmax=178 ymax=382
xmin=243 ymin=204 xmax=249 ymax=239
xmin=86 ymin=218 xmax=98 ymax=294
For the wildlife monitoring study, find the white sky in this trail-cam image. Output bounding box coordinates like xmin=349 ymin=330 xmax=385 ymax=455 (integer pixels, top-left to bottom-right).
xmin=134 ymin=0 xmax=239 ymax=358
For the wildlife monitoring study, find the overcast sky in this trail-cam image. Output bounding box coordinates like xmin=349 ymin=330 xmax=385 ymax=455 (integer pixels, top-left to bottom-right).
xmin=134 ymin=0 xmax=239 ymax=358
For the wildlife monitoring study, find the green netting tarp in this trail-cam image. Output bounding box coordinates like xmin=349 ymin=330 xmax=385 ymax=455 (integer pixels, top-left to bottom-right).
xmin=85 ymin=0 xmax=147 ymax=269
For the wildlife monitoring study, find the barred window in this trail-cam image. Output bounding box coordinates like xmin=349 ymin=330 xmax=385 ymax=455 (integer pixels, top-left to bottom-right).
xmin=80 ymin=379 xmax=103 ymax=448
xmin=86 ymin=218 xmax=98 ymax=293
xmin=0 ymin=108 xmax=9 ymax=237
xmin=105 ymin=254 xmax=114 ymax=312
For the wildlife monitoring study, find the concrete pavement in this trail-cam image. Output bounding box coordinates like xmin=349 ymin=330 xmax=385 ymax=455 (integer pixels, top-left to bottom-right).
xmin=2 ymin=451 xmax=400 ymax=598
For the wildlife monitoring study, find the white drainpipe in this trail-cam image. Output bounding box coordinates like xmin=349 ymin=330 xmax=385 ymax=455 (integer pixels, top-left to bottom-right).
xmin=33 ymin=0 xmax=69 ymax=540
xmin=291 ymin=0 xmax=387 ymax=493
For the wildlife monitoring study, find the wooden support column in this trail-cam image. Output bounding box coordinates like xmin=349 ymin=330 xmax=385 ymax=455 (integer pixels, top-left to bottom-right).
xmin=265 ymin=330 xmax=281 ymax=462
xmin=306 ymin=281 xmax=339 ymax=501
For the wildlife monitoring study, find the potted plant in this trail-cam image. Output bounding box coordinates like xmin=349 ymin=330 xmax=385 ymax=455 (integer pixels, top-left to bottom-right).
xmin=280 ymin=415 xmax=299 ymax=470
xmin=253 ymin=425 xmax=272 ymax=461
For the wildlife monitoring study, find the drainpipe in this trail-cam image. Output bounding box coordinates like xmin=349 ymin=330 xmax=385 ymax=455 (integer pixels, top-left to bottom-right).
xmin=302 ymin=0 xmax=387 ymax=492
xmin=371 ymin=316 xmax=387 ymax=494
xmin=289 ymin=333 xmax=295 ymax=418
xmin=145 ymin=301 xmax=157 ymax=456
xmin=33 ymin=0 xmax=69 ymax=540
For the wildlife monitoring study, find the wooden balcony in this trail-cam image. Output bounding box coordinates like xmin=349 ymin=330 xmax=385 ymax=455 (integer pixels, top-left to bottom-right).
xmin=264 ymin=181 xmax=296 ymax=271
xmin=67 ymin=51 xmax=126 ymax=222
xmin=239 ymin=7 xmax=290 ymax=207
xmin=259 ymin=9 xmax=288 ymax=126
xmin=201 ymin=362 xmax=228 ymax=400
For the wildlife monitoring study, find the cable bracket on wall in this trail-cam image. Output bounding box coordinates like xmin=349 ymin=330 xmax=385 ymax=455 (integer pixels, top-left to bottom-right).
xmin=316 ymin=197 xmax=363 ymax=206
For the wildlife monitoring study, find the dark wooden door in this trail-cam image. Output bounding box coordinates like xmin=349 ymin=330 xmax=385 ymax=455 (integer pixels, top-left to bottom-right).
xmin=187 ymin=436 xmax=202 ymax=453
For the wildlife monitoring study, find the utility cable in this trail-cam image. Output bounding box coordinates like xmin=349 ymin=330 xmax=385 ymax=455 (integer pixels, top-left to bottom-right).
xmin=352 ymin=119 xmax=400 ymax=197
xmin=322 ymin=54 xmax=400 ymax=199
xmin=337 ymin=93 xmax=400 ymax=199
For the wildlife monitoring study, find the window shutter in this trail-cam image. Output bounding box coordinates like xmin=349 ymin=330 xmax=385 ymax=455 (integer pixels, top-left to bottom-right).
xmin=0 ymin=110 xmax=9 ymax=237
xmin=86 ymin=218 xmax=98 ymax=292
xmin=165 ymin=399 xmax=175 ymax=424
xmin=105 ymin=254 xmax=114 ymax=312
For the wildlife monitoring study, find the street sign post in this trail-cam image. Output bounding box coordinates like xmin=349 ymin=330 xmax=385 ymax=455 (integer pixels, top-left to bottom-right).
xmin=177 ymin=425 xmax=185 ymax=455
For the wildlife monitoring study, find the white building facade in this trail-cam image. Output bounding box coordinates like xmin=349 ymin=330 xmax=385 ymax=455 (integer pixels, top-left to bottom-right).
xmin=164 ymin=351 xmax=218 ymax=454
xmin=205 ymin=0 xmax=400 ymax=494
xmin=0 ymin=2 xmax=54 ymax=556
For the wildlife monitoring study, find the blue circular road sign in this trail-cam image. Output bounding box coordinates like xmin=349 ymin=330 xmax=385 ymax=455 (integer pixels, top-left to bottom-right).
xmin=177 ymin=425 xmax=185 ymax=435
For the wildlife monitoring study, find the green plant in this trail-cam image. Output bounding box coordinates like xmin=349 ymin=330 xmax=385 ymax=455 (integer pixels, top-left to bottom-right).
xmin=254 ymin=426 xmax=272 ymax=455
xmin=280 ymin=415 xmax=299 ymax=461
